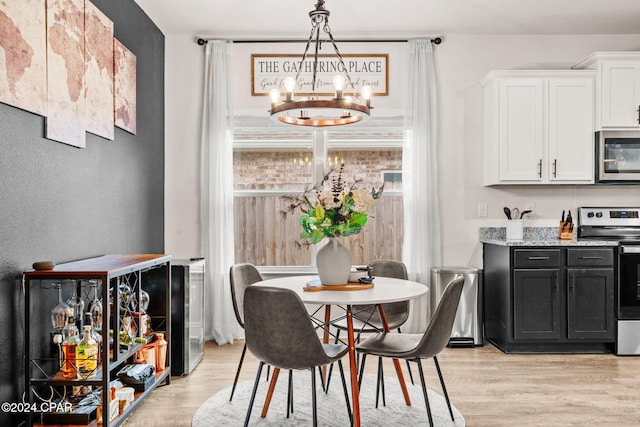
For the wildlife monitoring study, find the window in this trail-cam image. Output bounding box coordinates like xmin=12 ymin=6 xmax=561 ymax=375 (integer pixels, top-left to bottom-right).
xmin=233 ymin=117 xmax=404 ymax=267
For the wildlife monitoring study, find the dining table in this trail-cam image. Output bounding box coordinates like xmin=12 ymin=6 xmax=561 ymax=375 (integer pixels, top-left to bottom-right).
xmin=256 ymin=275 xmax=429 ymax=427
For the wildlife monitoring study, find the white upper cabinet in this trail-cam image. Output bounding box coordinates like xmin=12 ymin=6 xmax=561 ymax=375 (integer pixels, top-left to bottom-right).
xmin=574 ymin=52 xmax=640 ymax=129
xmin=482 ymin=70 xmax=595 ymax=185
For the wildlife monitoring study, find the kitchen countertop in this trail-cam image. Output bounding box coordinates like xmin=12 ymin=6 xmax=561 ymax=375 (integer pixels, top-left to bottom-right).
xmin=480 ymin=227 xmax=619 ymax=247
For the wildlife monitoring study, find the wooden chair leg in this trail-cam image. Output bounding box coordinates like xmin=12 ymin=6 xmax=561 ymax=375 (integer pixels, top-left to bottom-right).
xmin=230 ymin=342 xmax=247 ymax=401
xmin=416 ymin=359 xmax=434 ymax=427
xmin=261 ymin=367 xmax=281 ymax=418
xmin=243 ymin=361 xmax=264 ymax=427
xmin=433 ymin=356 xmax=455 ymax=421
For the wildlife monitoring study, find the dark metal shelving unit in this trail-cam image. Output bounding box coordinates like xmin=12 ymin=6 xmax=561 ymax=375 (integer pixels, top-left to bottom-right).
xmin=23 ymin=254 xmax=172 ymax=426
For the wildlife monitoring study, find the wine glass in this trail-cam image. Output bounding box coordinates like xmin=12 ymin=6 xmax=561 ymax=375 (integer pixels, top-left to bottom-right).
xmin=88 ymin=280 xmax=103 ymax=329
xmin=50 ymin=283 xmax=71 ymax=331
xmin=139 ymin=288 xmax=150 ymax=312
xmin=66 ymin=280 xmax=85 ymax=322
xmin=130 ymin=288 xmax=150 ymax=313
xmin=119 ymin=283 xmax=133 ymax=310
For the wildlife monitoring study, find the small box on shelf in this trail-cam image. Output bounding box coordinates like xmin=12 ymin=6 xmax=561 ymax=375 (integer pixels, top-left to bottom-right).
xmin=41 ymin=403 xmax=98 ymax=425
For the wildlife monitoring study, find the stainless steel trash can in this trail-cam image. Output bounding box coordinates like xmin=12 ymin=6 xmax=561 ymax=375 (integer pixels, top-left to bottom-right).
xmin=430 ymin=266 xmax=483 ymax=347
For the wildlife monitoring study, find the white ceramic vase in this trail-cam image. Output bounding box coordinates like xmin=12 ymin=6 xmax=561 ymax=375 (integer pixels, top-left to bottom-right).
xmin=316 ymin=237 xmax=352 ymax=285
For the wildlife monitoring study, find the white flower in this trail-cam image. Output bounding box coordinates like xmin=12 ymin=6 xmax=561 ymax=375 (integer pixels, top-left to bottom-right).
xmin=317 ymin=190 xmax=344 ymax=210
xmin=351 ymin=189 xmax=375 ymax=214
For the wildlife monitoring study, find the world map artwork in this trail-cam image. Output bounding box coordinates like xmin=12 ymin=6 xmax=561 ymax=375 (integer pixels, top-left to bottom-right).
xmin=0 ymin=0 xmax=136 ymax=148
xmin=46 ymin=0 xmax=87 ymax=148
xmin=0 ymin=0 xmax=47 ymax=116
xmin=85 ymin=0 xmax=114 ymax=140
xmin=115 ymin=38 xmax=136 ymax=135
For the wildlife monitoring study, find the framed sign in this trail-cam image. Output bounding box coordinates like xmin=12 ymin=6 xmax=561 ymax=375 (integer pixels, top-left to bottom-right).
xmin=251 ymin=54 xmax=388 ymax=97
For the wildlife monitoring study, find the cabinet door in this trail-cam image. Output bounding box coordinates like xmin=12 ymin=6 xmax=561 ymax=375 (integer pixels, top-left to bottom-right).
xmin=548 ymin=78 xmax=594 ymax=183
xmin=567 ymin=268 xmax=615 ymax=340
xmin=498 ymin=79 xmax=545 ymax=181
xmin=600 ymin=61 xmax=640 ymax=128
xmin=513 ymin=269 xmax=562 ymax=340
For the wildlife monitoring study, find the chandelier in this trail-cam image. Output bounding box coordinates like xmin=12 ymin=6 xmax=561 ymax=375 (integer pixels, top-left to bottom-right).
xmin=268 ymin=0 xmax=372 ymax=127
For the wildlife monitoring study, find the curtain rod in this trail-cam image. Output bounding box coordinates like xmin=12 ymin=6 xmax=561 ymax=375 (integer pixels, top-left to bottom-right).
xmin=196 ymin=37 xmax=442 ymax=46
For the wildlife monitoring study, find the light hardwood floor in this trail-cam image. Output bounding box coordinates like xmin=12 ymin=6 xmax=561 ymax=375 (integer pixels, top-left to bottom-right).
xmin=122 ymin=340 xmax=640 ymax=426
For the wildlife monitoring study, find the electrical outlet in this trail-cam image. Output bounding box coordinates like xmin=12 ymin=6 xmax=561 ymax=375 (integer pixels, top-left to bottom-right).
xmin=478 ymin=202 xmax=488 ymax=217
xmin=524 ymin=203 xmax=535 ymax=215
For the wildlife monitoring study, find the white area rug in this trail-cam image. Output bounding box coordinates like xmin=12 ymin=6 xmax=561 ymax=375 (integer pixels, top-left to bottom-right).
xmin=193 ymin=371 xmax=465 ymax=426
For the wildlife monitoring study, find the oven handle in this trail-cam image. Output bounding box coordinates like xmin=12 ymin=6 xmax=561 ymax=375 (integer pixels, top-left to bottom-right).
xmin=621 ymin=245 xmax=640 ymax=254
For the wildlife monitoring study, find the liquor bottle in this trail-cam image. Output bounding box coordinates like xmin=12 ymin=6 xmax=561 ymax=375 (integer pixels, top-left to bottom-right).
xmin=84 ymin=312 xmax=102 ymax=365
xmin=61 ymin=328 xmax=79 ymax=379
xmin=61 ymin=316 xmax=78 ymax=342
xmin=77 ymin=325 xmax=98 ymax=379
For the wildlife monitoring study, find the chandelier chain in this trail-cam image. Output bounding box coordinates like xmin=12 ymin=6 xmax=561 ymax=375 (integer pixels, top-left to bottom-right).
xmin=294 ymin=17 xmax=320 ymax=93
xmin=324 ymin=24 xmax=358 ymax=98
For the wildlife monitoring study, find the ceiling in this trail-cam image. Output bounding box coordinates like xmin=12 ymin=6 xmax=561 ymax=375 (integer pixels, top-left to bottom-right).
xmin=134 ymin=0 xmax=640 ymax=39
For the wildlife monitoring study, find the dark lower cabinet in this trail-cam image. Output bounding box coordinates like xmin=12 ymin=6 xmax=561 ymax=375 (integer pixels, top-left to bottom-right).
xmin=484 ymin=244 xmax=616 ymax=353
xmin=513 ymin=269 xmax=562 ymax=340
xmin=567 ymin=268 xmax=615 ymax=340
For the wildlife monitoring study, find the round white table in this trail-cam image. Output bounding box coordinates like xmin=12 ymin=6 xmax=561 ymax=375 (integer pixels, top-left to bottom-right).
xmin=256 ymin=275 xmax=428 ymax=427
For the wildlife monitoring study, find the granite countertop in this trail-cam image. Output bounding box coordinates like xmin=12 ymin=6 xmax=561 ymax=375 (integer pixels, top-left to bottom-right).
xmin=480 ymin=227 xmax=619 ymax=247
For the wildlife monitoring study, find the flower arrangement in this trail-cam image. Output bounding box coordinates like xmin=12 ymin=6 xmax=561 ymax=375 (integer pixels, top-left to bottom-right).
xmin=281 ymin=164 xmax=384 ymax=244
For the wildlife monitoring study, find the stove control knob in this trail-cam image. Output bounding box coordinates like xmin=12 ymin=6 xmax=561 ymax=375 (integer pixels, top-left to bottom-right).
xmin=596 ymin=212 xmax=603 ymax=218
xmin=587 ymin=212 xmax=595 ymax=218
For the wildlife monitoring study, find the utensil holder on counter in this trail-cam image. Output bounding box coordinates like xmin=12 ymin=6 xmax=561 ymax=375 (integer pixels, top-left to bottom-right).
xmin=506 ymin=220 xmax=524 ymax=241
xmin=559 ymin=221 xmax=574 ymax=240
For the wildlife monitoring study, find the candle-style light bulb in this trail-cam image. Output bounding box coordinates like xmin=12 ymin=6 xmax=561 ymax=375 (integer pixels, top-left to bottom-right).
xmin=284 ymin=77 xmax=296 ymax=102
xmin=269 ymin=88 xmax=281 ymax=108
xmin=361 ymin=85 xmax=372 ymax=107
xmin=333 ymin=75 xmax=345 ymax=99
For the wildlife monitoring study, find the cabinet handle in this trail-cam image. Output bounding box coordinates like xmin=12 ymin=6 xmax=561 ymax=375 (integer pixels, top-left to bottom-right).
xmin=538 ymin=159 xmax=542 ymax=178
xmin=637 ymin=105 xmax=640 ymax=124
xmin=569 ymin=273 xmax=574 ymax=291
xmin=528 ymin=256 xmax=550 ymax=260
xmin=552 ymin=159 xmax=557 ymax=178
xmin=578 ymin=256 xmax=603 ymax=260
xmin=554 ymin=272 xmax=559 ymax=292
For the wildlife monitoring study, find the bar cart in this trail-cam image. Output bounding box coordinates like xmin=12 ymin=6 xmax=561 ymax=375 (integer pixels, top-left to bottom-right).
xmin=23 ymin=254 xmax=171 ymax=426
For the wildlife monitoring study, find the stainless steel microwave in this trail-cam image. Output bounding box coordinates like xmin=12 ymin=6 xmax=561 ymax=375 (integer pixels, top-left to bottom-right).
xmin=596 ymin=131 xmax=640 ymax=183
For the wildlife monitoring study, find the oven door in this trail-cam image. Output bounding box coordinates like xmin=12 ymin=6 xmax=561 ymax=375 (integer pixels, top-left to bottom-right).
xmin=597 ymin=131 xmax=640 ymax=182
xmin=617 ymin=244 xmax=640 ymax=354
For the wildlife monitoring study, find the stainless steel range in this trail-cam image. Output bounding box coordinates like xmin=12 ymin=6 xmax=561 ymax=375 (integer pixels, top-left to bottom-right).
xmin=579 ymin=207 xmax=640 ymax=355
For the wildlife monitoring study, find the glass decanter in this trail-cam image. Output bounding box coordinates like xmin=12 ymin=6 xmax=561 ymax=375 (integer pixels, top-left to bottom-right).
xmin=50 ymin=283 xmax=71 ymax=331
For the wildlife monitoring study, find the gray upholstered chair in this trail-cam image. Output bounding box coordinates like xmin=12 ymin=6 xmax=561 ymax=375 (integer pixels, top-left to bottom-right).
xmin=356 ymin=277 xmax=465 ymax=426
xmin=229 ymin=263 xmax=265 ymax=401
xmin=243 ymin=285 xmax=352 ymax=427
xmin=329 ymin=260 xmax=413 ymax=406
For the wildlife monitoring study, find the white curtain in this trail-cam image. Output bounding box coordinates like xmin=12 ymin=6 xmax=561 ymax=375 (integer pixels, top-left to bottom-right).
xmin=200 ymin=40 xmax=243 ymax=344
xmin=402 ymin=39 xmax=441 ymax=333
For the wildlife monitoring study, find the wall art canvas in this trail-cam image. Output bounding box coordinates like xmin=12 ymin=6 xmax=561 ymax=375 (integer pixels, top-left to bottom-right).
xmin=0 ymin=0 xmax=47 ymax=116
xmin=84 ymin=0 xmax=113 ymax=140
xmin=114 ymin=38 xmax=136 ymax=135
xmin=46 ymin=0 xmax=86 ymax=148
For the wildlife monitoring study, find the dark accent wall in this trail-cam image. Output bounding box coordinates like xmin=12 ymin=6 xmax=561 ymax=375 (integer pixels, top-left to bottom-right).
xmin=0 ymin=1 xmax=164 ymax=425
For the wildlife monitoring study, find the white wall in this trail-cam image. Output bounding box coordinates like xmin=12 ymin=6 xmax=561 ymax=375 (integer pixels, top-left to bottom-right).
xmin=164 ymin=34 xmax=640 ymax=269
